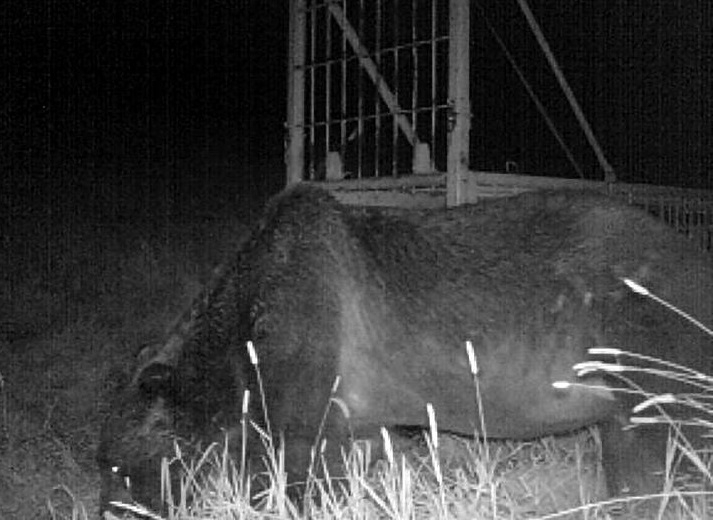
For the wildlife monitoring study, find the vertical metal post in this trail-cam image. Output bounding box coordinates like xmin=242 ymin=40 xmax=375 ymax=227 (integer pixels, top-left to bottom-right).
xmin=370 ymin=0 xmax=378 ymax=178
xmin=391 ymin=0 xmax=399 ymax=176
xmin=325 ymin=3 xmax=332 ymax=162
xmin=309 ymin=5 xmax=316 ymax=179
xmin=446 ymin=0 xmax=470 ymax=206
xmin=286 ymin=0 xmax=306 ymax=186
xmin=353 ymin=1 xmax=362 ymax=177
xmin=411 ymin=0 xmax=417 ymax=129
xmin=340 ymin=0 xmax=347 ymax=159
xmin=430 ymin=0 xmax=437 ymax=155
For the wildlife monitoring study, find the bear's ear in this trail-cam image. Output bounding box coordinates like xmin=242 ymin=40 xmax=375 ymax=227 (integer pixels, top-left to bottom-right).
xmin=135 ymin=341 xmax=164 ymax=368
xmin=136 ymin=362 xmax=175 ymax=398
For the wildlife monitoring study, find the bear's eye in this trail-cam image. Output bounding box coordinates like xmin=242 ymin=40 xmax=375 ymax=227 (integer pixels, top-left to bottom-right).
xmin=111 ymin=465 xmax=131 ymax=491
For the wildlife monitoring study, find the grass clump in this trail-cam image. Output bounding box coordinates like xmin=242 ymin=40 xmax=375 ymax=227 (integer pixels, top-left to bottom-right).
xmin=102 ymin=277 xmax=713 ymax=520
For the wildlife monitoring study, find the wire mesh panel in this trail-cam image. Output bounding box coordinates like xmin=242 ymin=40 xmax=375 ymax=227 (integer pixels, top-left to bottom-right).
xmin=634 ymin=194 xmax=713 ymax=253
xmin=297 ymin=0 xmax=450 ymax=181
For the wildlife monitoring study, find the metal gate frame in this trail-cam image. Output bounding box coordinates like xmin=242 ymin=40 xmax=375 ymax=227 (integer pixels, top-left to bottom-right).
xmin=285 ymin=0 xmax=471 ymax=206
xmin=284 ymin=0 xmax=713 ymax=252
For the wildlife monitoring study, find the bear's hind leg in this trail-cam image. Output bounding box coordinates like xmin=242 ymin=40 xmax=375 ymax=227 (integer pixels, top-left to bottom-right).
xmin=599 ymin=413 xmax=670 ymax=499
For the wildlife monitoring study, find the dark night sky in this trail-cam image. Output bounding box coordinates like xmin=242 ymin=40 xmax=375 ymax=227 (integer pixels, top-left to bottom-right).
xmin=1 ymin=0 xmax=711 ymax=223
xmin=476 ymin=0 xmax=712 ymax=186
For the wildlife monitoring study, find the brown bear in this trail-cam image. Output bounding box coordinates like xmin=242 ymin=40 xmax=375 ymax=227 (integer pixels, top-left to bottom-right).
xmin=98 ymin=185 xmax=713 ymax=515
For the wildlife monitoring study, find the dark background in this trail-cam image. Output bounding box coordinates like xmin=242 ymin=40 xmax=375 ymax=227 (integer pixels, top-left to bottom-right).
xmin=474 ymin=0 xmax=711 ymax=184
xmin=1 ymin=0 xmax=711 ymax=226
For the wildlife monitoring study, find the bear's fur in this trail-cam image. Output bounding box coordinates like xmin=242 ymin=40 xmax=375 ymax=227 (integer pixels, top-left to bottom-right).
xmin=98 ymin=185 xmax=713 ymax=514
